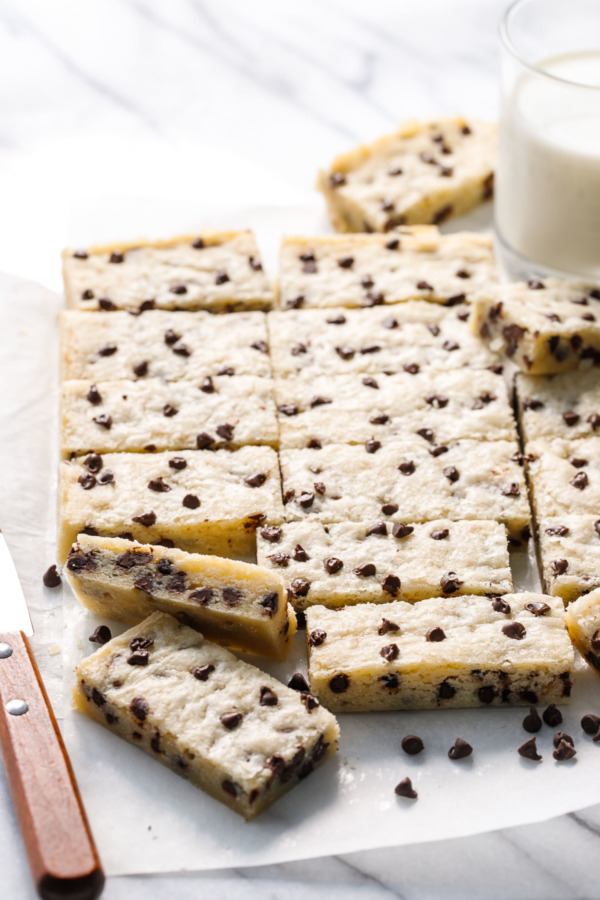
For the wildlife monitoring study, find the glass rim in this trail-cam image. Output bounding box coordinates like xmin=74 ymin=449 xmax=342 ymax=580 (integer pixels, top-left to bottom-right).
xmin=500 ymin=0 xmax=600 ymax=91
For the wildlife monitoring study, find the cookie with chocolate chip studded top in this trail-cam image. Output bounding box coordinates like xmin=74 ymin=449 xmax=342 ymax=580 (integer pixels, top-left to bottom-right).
xmin=317 ymin=117 xmax=496 ymax=233
xmin=516 ymin=370 xmax=600 ymax=444
xmin=73 ymin=611 xmax=338 ymax=819
xmin=525 ymin=437 xmax=600 ymax=521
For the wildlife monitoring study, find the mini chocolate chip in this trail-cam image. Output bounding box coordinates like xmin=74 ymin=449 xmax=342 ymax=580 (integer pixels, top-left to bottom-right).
xmin=78 ymin=473 xmax=97 ymax=490
xmin=392 ymin=522 xmax=414 ymax=539
xmin=440 ymin=572 xmax=463 ymax=594
xmin=432 ymin=204 xmax=453 ymax=224
xmin=278 ymin=404 xmax=298 ymax=417
xmin=399 ymin=460 xmax=415 ymax=475
xmin=169 ymin=283 xmax=188 ymax=294
xmin=132 ymin=511 xmax=156 ymax=527
xmin=216 ymin=423 xmax=235 ymax=441
xmin=172 ymin=341 xmax=191 ymax=357
xmin=443 ymin=339 xmax=460 ymax=351
xmin=430 ymin=529 xmax=449 ymax=541
xmin=81 ymin=289 xmax=94 ymax=301
xmin=130 ymin=697 xmax=149 ymax=721
xmin=478 ymin=685 xmax=496 ymax=704
xmin=108 ymin=251 xmax=124 ymax=264
xmin=388 ymin=166 xmax=403 ymax=176
xmin=290 ymin=578 xmax=311 ymax=597
xmin=337 ymin=256 xmax=354 ymax=269
xmin=330 ymin=172 xmax=346 ymax=187
xmin=380 ymin=643 xmax=399 ymax=661
xmin=314 ymin=482 xmax=326 ymax=495
xmin=293 ymin=545 xmax=309 ymax=562
xmin=221 ymin=712 xmax=243 ymax=730
xmin=527 ymin=279 xmax=545 ymax=290
xmin=370 ymin=414 xmax=389 ymax=425
xmin=133 ymin=360 xmax=149 ymax=378
xmin=327 ymin=314 xmax=346 ymax=326
xmin=581 ymin=714 xmax=600 ymax=734
xmin=195 ymin=432 xmax=214 ymax=450
xmin=245 ymin=472 xmax=267 ymax=488
xmin=592 ymin=629 xmax=600 ymax=652
xmin=248 ymin=256 xmax=262 ymax=271
xmin=258 ymin=592 xmax=279 ymax=620
xmin=553 ymin=738 xmax=576 ymax=761
xmin=492 ymin=597 xmax=511 ymax=614
xmin=354 ymin=563 xmax=376 ymax=577
xmin=148 ymin=477 xmax=171 ymax=493
xmin=543 ymin=704 xmax=563 ymax=727
xmin=329 ymin=673 xmax=349 ymax=693
xmin=502 ymin=622 xmax=526 ymax=640
xmin=448 ymin=738 xmax=472 ymax=760
xmin=309 ymin=629 xmax=327 ymax=647
xmin=429 ymin=445 xmax=448 ymax=458
xmin=523 ymin=706 xmax=542 ymax=733
xmin=189 ymin=587 xmax=214 ymax=605
xmin=190 ymin=664 xmax=214 ymax=684
xmin=382 ymin=502 xmax=399 ymax=516
xmin=382 ymin=574 xmax=401 ymax=596
xmin=366 ymin=523 xmax=387 ymax=537
xmin=222 ymin=587 xmax=242 ymax=606
xmin=362 ymin=376 xmax=379 ymax=389
xmin=127 ymin=650 xmax=149 ymax=666
xmin=93 ymin=414 xmax=112 ymax=430
xmin=259 ymin=686 xmax=278 ymax=706
xmin=571 ymin=472 xmax=589 ymax=489
xmin=301 ymin=692 xmax=320 ymax=713
xmin=526 ymin=601 xmax=551 ymax=615
xmin=167 ymin=457 xmax=187 ymax=472
xmin=161 ymin=403 xmax=178 ymax=418
xmin=260 ymin=525 xmax=282 ymax=543
xmin=401 ymin=735 xmax=424 ymax=755
xmin=563 ymin=410 xmax=580 ymax=426
xmin=164 ymin=329 xmax=180 ymax=346
xmin=395 ymin=777 xmax=417 ymax=799
xmin=42 ymin=564 xmax=61 ymax=588
xmin=251 ymin=340 xmax=268 ymax=353
xmin=501 ymin=483 xmax=520 ymax=496
xmin=335 ymin=345 xmax=355 ymax=360
xmin=324 ymin=557 xmax=343 ymax=574
xmin=288 ymin=673 xmax=310 ymax=692
xmin=181 ymin=494 xmax=199 ymax=510
xmin=443 ymin=466 xmax=459 ymax=483
xmin=519 ymin=737 xmax=542 ymax=761
xmin=199 ymin=376 xmax=215 ymax=394
xmin=545 ymin=525 xmax=569 ymax=536
xmin=386 ymin=238 xmax=399 ymax=250
xmin=426 ymin=627 xmax=446 ymax=642
xmin=378 ymin=618 xmax=399 ymax=635
xmin=365 ymin=438 xmax=381 ymax=454
xmin=381 ymin=198 xmax=395 ymax=212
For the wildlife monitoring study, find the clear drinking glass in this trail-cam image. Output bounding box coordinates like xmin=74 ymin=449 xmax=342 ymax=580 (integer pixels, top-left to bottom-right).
xmin=496 ymin=0 xmax=600 ymax=281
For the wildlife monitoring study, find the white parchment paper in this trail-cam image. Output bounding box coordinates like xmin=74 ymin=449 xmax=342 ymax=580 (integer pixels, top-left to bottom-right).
xmin=3 ymin=205 xmax=600 ymax=878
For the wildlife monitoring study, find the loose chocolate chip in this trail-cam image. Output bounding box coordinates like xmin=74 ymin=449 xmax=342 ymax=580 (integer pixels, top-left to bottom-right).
xmin=562 ymin=410 xmax=580 ymax=426
xmin=571 ymin=472 xmax=589 ymax=489
xmin=132 ymin=511 xmax=156 ymax=527
xmin=324 ymin=557 xmax=343 ymax=574
xmin=378 ymin=618 xmax=400 ymax=635
xmin=543 ymin=704 xmax=563 ymax=727
xmin=290 ymin=578 xmax=311 ymax=597
xmin=502 ymin=622 xmax=526 ymax=640
xmin=245 ymin=472 xmax=267 ymax=488
xmin=354 ymin=563 xmax=376 ymax=577
xmin=399 ymin=460 xmax=415 ymax=475
xmin=523 ymin=706 xmax=542 ymax=733
xmin=221 ymin=712 xmax=243 ymax=730
xmin=88 ymin=625 xmax=112 ymax=646
xmin=260 ymin=525 xmax=282 ymax=543
xmin=526 ymin=601 xmax=551 ymax=616
xmin=402 ymin=735 xmax=424 ymax=756
xmin=553 ymin=731 xmax=574 ymax=749
xmin=392 ymin=522 xmax=414 ymax=539
xmin=42 ymin=564 xmax=61 ymax=588
xmin=329 ymin=673 xmax=349 ymax=693
xmin=440 ymin=572 xmax=463 ymax=594
xmin=426 ymin=627 xmax=446 ymax=642
xmin=492 ymin=597 xmax=511 ymax=614
xmin=93 ymin=414 xmax=112 ymax=430
xmin=259 ymin=686 xmax=279 ymax=706
xmin=395 ymin=777 xmax=417 ymax=799
xmin=169 ymin=283 xmax=188 ymax=294
xmin=309 ymin=630 xmax=327 ymax=647
xmin=382 ymin=574 xmax=401 ymax=596
xmin=553 ymin=738 xmax=576 ymax=761
xmin=78 ymin=473 xmax=97 ymax=490
xmin=293 ymin=545 xmax=309 ymax=562
xmin=448 ymin=738 xmax=473 ymax=760
xmin=502 ymin=483 xmax=520 ymax=497
xmin=582 ymin=714 xmax=600 ymax=734
xmin=443 ymin=466 xmax=460 ymax=483
xmin=148 ymin=477 xmax=171 ymax=493
xmin=127 ymin=650 xmax=149 ymax=666
xmin=519 ymin=737 xmax=542 ymax=761
xmin=380 ymin=643 xmax=399 ymax=661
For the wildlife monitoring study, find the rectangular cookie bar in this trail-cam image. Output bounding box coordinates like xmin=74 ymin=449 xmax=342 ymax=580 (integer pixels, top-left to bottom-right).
xmin=516 ymin=370 xmax=600 ymax=444
xmin=62 ymin=231 xmax=274 ymax=312
xmin=268 ymin=304 xmax=502 ymax=378
xmin=525 ymin=437 xmax=600 ymax=519
xmin=537 ymin=516 xmax=600 ymax=603
xmin=275 ymin=368 xmax=516 ymax=449
xmin=317 ymin=117 xmax=496 ymax=232
xmin=256 ymin=519 xmax=512 ymax=609
xmin=74 ymin=611 xmax=339 ymax=819
xmin=58 ymin=446 xmax=283 ymax=562
xmin=61 ymin=377 xmax=278 ymax=456
xmin=565 ymin=589 xmax=600 ymax=677
xmin=280 ymin=440 xmax=530 ymax=538
xmin=306 ymin=594 xmax=573 ymax=712
xmin=470 ymin=279 xmax=600 ymax=375
xmin=278 ymin=229 xmax=496 ymax=309
xmin=65 ymin=535 xmax=296 ymax=659
xmin=61 ymin=310 xmax=272 ymax=382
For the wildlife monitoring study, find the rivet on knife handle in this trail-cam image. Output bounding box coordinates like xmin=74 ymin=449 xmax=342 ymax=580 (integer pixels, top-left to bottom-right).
xmin=0 ymin=630 xmax=104 ymax=900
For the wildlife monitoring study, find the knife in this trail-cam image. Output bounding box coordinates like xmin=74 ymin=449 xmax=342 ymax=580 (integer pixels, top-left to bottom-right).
xmin=0 ymin=530 xmax=104 ymax=900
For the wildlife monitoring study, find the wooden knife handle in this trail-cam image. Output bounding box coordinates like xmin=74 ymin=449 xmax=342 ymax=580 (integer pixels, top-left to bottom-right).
xmin=0 ymin=630 xmax=104 ymax=900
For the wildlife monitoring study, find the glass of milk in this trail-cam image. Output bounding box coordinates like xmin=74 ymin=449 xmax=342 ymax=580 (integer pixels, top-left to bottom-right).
xmin=496 ymin=0 xmax=600 ymax=281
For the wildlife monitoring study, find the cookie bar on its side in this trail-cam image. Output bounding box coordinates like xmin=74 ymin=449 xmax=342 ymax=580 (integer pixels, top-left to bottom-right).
xmin=516 ymin=370 xmax=600 ymax=444
xmin=62 ymin=231 xmax=274 ymax=312
xmin=306 ymin=594 xmax=573 ymax=712
xmin=61 ymin=377 xmax=278 ymax=456
xmin=74 ymin=612 xmax=339 ymax=819
xmin=317 ymin=117 xmax=496 ymax=232
xmin=279 ymin=230 xmax=496 ymax=309
xmin=256 ymin=519 xmax=512 ymax=609
xmin=65 ymin=535 xmax=296 ymax=659
xmin=470 ymin=279 xmax=600 ymax=375
xmin=565 ymin=589 xmax=600 ymax=677
xmin=525 ymin=437 xmax=600 ymax=519
xmin=58 ymin=447 xmax=283 ymax=561
xmin=537 ymin=516 xmax=600 ymax=603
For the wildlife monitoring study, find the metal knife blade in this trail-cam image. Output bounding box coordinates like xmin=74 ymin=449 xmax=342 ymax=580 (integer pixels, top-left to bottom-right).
xmin=0 ymin=530 xmax=33 ymax=636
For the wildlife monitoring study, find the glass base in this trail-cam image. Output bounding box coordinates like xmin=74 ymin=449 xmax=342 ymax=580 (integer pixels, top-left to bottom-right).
xmin=494 ymin=229 xmax=600 ymax=285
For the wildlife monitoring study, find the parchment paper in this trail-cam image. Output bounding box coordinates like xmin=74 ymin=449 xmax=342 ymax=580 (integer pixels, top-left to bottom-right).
xmin=3 ymin=206 xmax=600 ymax=879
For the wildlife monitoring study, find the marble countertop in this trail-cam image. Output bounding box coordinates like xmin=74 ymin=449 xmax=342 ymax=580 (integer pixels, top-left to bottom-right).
xmin=1 ymin=1 xmax=600 ymax=898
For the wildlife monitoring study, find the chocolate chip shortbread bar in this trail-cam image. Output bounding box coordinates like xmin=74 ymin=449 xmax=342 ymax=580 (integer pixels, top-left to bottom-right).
xmin=58 ymin=447 xmax=283 ymax=561
xmin=565 ymin=589 xmax=600 ymax=677
xmin=65 ymin=535 xmax=296 ymax=659
xmin=61 ymin=376 xmax=278 ymax=456
xmin=279 ymin=229 xmax=496 ymax=309
xmin=256 ymin=519 xmax=512 ymax=609
xmin=74 ymin=612 xmax=339 ymax=818
xmin=526 ymin=437 xmax=600 ymax=519
xmin=537 ymin=516 xmax=600 ymax=603
xmin=471 ymin=279 xmax=600 ymax=375
xmin=317 ymin=117 xmax=496 ymax=232
xmin=516 ymin=370 xmax=600 ymax=444
xmin=280 ymin=440 xmax=529 ymax=538
xmin=63 ymin=232 xmax=274 ymax=312
xmin=61 ymin=310 xmax=272 ymax=382
xmin=275 ymin=368 xmax=516 ymax=449
xmin=306 ymin=594 xmax=573 ymax=712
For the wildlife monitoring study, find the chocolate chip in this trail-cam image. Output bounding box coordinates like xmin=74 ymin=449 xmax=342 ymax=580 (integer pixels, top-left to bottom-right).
xmin=129 ymin=697 xmax=149 ymax=721
xmin=443 ymin=466 xmax=459 ymax=483
xmin=199 ymin=376 xmax=215 ymax=395
xmin=478 ymin=685 xmax=496 ymax=704
xmin=189 ymin=664 xmax=214 ymax=683
xmin=288 ymin=673 xmax=310 ymax=692
xmin=362 ymin=376 xmax=379 ymax=390
xmin=194 ymin=432 xmax=214 ymax=450
xmin=523 ymin=706 xmax=542 ymax=733
xmin=324 ymin=557 xmax=343 ymax=574
xmin=588 ymin=413 xmax=600 ymax=430
xmin=166 ymin=458 xmax=186 ymax=474
xmin=502 ymin=622 xmax=526 ymax=640
xmin=395 ymin=777 xmax=417 ymax=799
xmin=148 ymin=477 xmax=171 ymax=493
xmin=392 ymin=522 xmax=414 ymax=539
xmin=132 ymin=511 xmax=156 ymax=527
xmin=251 ymin=340 xmax=268 ymax=354
xmin=93 ymin=414 xmax=112 ymax=430
xmin=569 ymin=457 xmax=588 ymax=468
xmin=329 ymin=673 xmax=350 ymax=694
xmin=259 ymin=686 xmax=278 ymax=706
xmin=248 ymin=256 xmax=262 ymax=271
xmin=42 ymin=564 xmax=61 ymax=588
xmin=189 ymin=588 xmax=214 ymax=606
xmin=492 ymin=597 xmax=511 ymax=614
xmin=172 ymin=341 xmax=191 ymax=357
xmin=426 ymin=394 xmax=449 ymax=409
xmin=81 ymin=289 xmax=95 ymax=301
xmin=380 ymin=643 xmax=399 ymax=661
xmin=399 ymin=460 xmax=415 ymax=475
xmin=354 ymin=563 xmax=376 ymax=577
xmin=258 ymin=592 xmax=278 ymax=618
xmin=430 ymin=529 xmax=449 ymax=541
xmin=382 ymin=574 xmax=401 ymax=596
xmin=335 ymin=345 xmax=355 ymax=360
xmin=388 ymin=166 xmax=403 ymax=176
xmin=365 ymin=439 xmax=381 ymax=454
xmin=330 ymin=172 xmax=346 ymax=187
xmin=370 ymin=414 xmax=389 ymax=425
xmin=160 ymin=402 xmax=178 ymax=418
xmin=581 ymin=714 xmax=600 ymax=734
xmin=378 ymin=618 xmax=400 ymax=635
xmin=430 ymin=445 xmax=448 ymax=457
xmin=309 ymin=630 xmax=327 ymax=647
xmin=401 ymin=735 xmax=424 ymax=756
xmin=221 ymin=712 xmax=243 ymax=730
xmin=527 ymin=279 xmax=545 ymax=290
xmin=245 ymin=472 xmax=267 ymax=488
xmin=562 ymin=410 xmax=580 ymax=427
xmin=260 ymin=525 xmax=282 ymax=544
xmin=386 ymin=238 xmax=400 ymax=250
xmin=526 ymin=601 xmax=551 ymax=616
xmin=592 ymin=629 xmax=600 ymax=652
xmin=221 ymin=587 xmax=241 ymax=607
xmin=169 ymin=283 xmax=188 ymax=294
xmin=426 ymin=627 xmax=446 ymax=642
xmin=543 ymin=704 xmax=563 ymax=727
xmin=553 ymin=738 xmax=576 ymax=761
xmin=381 ymin=198 xmax=395 ymax=212
xmin=519 ymin=737 xmax=542 ymax=761
xmin=78 ymin=473 xmax=96 ymax=490
xmin=571 ymin=472 xmax=589 ymax=489
xmin=432 ymin=204 xmax=453 ymax=225
xmin=382 ymin=502 xmax=399 ymax=516
xmin=293 ymin=544 xmax=309 ymax=562
xmin=501 ymin=483 xmax=520 ymax=497
xmin=127 ymin=650 xmax=149 ymax=666
xmin=440 ymin=572 xmax=463 ymax=594
xmin=314 ymin=481 xmax=326 ymax=495
xmin=216 ymin=423 xmax=235 ymax=441
xmin=448 ymin=738 xmax=472 ymax=760
xmin=180 ymin=493 xmax=199 ymax=510
xmin=278 ymin=404 xmax=298 ymax=417
xmin=289 ymin=578 xmax=311 ymax=597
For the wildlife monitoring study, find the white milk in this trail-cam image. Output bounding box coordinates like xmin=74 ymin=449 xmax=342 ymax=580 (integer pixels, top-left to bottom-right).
xmin=496 ymin=50 xmax=600 ymax=279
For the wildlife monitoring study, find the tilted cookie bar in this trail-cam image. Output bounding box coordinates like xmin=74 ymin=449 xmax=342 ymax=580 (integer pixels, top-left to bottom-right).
xmin=74 ymin=612 xmax=339 ymax=819
xmin=268 ymin=305 xmax=501 ymax=378
xmin=516 ymin=370 xmax=600 ymax=444
xmin=65 ymin=535 xmax=296 ymax=659
xmin=280 ymin=440 xmax=529 ymax=538
xmin=317 ymin=117 xmax=496 ymax=232
xmin=62 ymin=231 xmax=274 ymax=312
xmin=471 ymin=279 xmax=600 ymax=375
xmin=58 ymin=447 xmax=283 ymax=561
xmin=61 ymin=310 xmax=272 ymax=382
xmin=306 ymin=594 xmax=573 ymax=712
xmin=279 ymin=230 xmax=496 ymax=309
xmin=256 ymin=519 xmax=512 ymax=609
xmin=61 ymin=377 xmax=278 ymax=456
xmin=275 ymin=369 xmax=516 ymax=449
xmin=565 ymin=589 xmax=600 ymax=677
xmin=526 ymin=437 xmax=600 ymax=519
xmin=537 ymin=516 xmax=600 ymax=603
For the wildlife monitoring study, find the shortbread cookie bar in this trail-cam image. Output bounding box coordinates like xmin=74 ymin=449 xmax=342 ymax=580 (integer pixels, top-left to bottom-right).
xmin=306 ymin=594 xmax=573 ymax=712
xmin=275 ymin=369 xmax=516 ymax=449
xmin=61 ymin=310 xmax=272 ymax=382
xmin=256 ymin=519 xmax=512 ymax=609
xmin=63 ymin=232 xmax=274 ymax=312
xmin=279 ymin=230 xmax=496 ymax=309
xmin=58 ymin=447 xmax=283 ymax=561
xmin=268 ymin=305 xmax=501 ymax=378
xmin=317 ymin=118 xmax=496 ymax=232
xmin=280 ymin=440 xmax=529 ymax=538
xmin=516 ymin=371 xmax=600 ymax=444
xmin=65 ymin=535 xmax=296 ymax=659
xmin=565 ymin=589 xmax=600 ymax=676
xmin=61 ymin=377 xmax=278 ymax=456
xmin=526 ymin=437 xmax=600 ymax=519
xmin=537 ymin=516 xmax=600 ymax=603
xmin=74 ymin=612 xmax=339 ymax=819
xmin=471 ymin=279 xmax=600 ymax=375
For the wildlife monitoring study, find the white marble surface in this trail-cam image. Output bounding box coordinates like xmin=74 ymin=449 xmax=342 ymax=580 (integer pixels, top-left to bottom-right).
xmin=1 ymin=1 xmax=600 ymax=898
